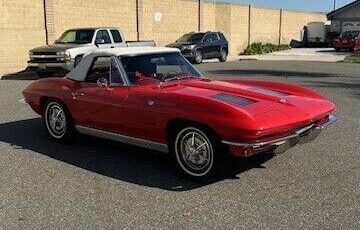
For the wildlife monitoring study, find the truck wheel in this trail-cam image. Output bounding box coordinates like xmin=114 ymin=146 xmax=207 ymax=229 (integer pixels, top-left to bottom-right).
xmin=171 ymin=126 xmax=229 ymax=181
xmin=43 ymin=100 xmax=74 ymax=143
xmin=219 ymin=48 xmax=228 ymax=62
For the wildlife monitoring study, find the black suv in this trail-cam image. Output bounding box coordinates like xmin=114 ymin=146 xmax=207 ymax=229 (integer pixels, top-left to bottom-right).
xmin=166 ymin=31 xmax=228 ymax=64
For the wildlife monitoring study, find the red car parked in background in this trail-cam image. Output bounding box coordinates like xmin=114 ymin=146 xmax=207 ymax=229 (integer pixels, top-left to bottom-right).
xmin=334 ymin=30 xmax=360 ymax=52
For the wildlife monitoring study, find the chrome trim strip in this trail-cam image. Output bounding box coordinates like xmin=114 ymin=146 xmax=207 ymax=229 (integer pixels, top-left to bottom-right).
xmin=75 ymin=125 xmax=169 ymax=153
xmin=315 ymin=115 xmax=337 ymax=130
xmin=30 ymin=55 xmax=61 ymax=58
xmin=222 ymin=115 xmax=337 ymax=148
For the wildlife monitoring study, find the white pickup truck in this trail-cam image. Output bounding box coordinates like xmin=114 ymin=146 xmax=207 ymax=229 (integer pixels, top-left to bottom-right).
xmin=28 ymin=27 xmax=155 ymax=76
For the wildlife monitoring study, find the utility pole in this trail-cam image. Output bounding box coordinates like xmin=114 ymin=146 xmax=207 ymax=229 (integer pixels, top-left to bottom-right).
xmin=198 ymin=0 xmax=201 ymax=32
xmin=333 ymin=0 xmax=336 ymax=10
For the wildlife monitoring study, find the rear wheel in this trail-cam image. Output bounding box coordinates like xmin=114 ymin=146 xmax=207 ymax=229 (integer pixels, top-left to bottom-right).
xmin=335 ymin=48 xmax=341 ymax=52
xmin=171 ymin=126 xmax=229 ymax=181
xmin=43 ymin=100 xmax=74 ymax=143
xmin=219 ymin=48 xmax=228 ymax=62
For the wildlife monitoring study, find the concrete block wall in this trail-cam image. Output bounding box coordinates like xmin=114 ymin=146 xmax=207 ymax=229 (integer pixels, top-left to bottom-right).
xmin=281 ymin=10 xmax=326 ymax=44
xmin=0 ymin=0 xmax=46 ymax=73
xmin=250 ymin=6 xmax=281 ymax=44
xmin=228 ymin=4 xmax=250 ymax=55
xmin=50 ymin=0 xmax=138 ymax=43
xmin=139 ymin=0 xmax=199 ymax=46
xmin=0 ymin=0 xmax=327 ymax=74
xmin=200 ymin=1 xmax=216 ymax=31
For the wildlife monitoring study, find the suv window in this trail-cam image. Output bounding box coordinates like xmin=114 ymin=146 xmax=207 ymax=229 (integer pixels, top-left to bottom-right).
xmin=95 ymin=30 xmax=112 ymax=44
xmin=219 ymin=33 xmax=227 ymax=42
xmin=56 ymin=29 xmax=95 ymax=44
xmin=86 ymin=57 xmax=111 ymax=83
xmin=209 ymin=33 xmax=219 ymax=41
xmin=203 ymin=33 xmax=219 ymax=42
xmin=110 ymin=30 xmax=123 ymax=43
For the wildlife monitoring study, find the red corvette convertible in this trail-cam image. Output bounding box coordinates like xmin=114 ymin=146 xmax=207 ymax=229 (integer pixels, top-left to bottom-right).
xmin=22 ymin=47 xmax=336 ymax=179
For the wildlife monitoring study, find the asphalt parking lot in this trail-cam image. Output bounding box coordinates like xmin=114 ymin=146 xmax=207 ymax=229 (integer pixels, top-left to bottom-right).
xmin=1 ymin=60 xmax=359 ymax=229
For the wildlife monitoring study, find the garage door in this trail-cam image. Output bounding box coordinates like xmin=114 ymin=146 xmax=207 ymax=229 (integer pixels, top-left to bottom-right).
xmin=342 ymin=21 xmax=360 ymax=32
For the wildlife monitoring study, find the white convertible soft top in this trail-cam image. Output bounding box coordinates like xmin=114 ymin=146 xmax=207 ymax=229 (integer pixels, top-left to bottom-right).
xmin=66 ymin=47 xmax=180 ymax=81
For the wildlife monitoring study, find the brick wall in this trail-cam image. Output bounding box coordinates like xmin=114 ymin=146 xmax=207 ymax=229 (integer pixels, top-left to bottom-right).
xmin=281 ymin=10 xmax=327 ymax=44
xmin=0 ymin=0 xmax=46 ymax=73
xmin=0 ymin=0 xmax=326 ymax=74
xmin=51 ymin=0 xmax=138 ymax=43
xmin=250 ymin=6 xmax=281 ymax=44
xmin=139 ymin=0 xmax=199 ymax=46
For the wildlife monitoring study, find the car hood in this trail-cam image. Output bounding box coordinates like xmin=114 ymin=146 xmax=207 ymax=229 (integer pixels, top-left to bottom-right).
xmin=166 ymin=42 xmax=195 ymax=48
xmin=30 ymin=44 xmax=90 ymax=53
xmin=161 ymin=79 xmax=335 ymax=132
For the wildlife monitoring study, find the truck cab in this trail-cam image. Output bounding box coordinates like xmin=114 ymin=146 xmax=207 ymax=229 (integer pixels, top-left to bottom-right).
xmin=28 ymin=27 xmax=155 ymax=76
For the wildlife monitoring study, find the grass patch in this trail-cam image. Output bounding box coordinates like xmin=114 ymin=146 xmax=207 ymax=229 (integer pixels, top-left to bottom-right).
xmin=343 ymin=54 xmax=360 ymax=63
xmin=241 ymin=43 xmax=291 ymax=55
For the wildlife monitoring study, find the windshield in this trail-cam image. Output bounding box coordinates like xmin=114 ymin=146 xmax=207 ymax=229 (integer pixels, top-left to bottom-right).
xmin=56 ymin=29 xmax=95 ymax=44
xmin=177 ymin=33 xmax=205 ymax=43
xmin=341 ymin=31 xmax=359 ymax=39
xmin=120 ymin=52 xmax=202 ymax=84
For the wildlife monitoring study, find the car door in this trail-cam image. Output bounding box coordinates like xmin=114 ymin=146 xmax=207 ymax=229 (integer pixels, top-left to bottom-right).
xmin=94 ymin=29 xmax=114 ymax=48
xmin=202 ymin=33 xmax=219 ymax=58
xmin=110 ymin=29 xmax=127 ymax=48
xmin=71 ymin=56 xmax=130 ymax=133
xmin=210 ymin=33 xmax=222 ymax=57
xmin=201 ymin=34 xmax=213 ymax=58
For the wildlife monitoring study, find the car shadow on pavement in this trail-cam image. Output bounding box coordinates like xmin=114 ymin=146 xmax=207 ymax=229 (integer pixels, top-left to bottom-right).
xmin=1 ymin=68 xmax=65 ymax=80
xmin=1 ymin=68 xmax=41 ymax=81
xmin=0 ymin=118 xmax=274 ymax=191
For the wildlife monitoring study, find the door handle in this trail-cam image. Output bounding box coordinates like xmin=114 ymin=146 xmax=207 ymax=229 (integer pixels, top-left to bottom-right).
xmin=110 ymin=46 xmax=115 ymax=48
xmin=71 ymin=92 xmax=84 ymax=98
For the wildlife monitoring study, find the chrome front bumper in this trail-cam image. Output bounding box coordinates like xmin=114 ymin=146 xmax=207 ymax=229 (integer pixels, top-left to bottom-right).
xmin=222 ymin=115 xmax=337 ymax=155
xmin=27 ymin=60 xmax=75 ymax=71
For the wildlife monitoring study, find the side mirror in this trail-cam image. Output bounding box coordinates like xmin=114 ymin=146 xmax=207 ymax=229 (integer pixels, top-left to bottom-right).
xmin=95 ymin=39 xmax=105 ymax=47
xmin=97 ymin=77 xmax=108 ymax=87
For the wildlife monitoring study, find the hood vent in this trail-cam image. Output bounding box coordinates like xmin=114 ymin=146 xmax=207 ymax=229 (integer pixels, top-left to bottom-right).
xmin=211 ymin=93 xmax=256 ymax=106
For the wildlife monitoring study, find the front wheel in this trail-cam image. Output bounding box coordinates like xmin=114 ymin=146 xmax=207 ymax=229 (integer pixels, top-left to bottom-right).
xmin=43 ymin=100 xmax=74 ymax=143
xmin=194 ymin=50 xmax=203 ymax=64
xmin=172 ymin=126 xmax=228 ymax=180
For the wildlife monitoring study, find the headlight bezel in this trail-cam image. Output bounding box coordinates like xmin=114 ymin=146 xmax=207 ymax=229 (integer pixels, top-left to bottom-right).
xmin=57 ymin=51 xmax=72 ymax=62
xmin=182 ymin=45 xmax=196 ymax=50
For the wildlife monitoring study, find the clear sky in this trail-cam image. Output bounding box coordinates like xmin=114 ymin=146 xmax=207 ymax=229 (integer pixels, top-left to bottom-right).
xmin=213 ymin=0 xmax=355 ymax=12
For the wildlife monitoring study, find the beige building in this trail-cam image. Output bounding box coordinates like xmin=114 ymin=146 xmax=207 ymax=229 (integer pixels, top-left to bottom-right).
xmin=0 ymin=0 xmax=326 ymax=73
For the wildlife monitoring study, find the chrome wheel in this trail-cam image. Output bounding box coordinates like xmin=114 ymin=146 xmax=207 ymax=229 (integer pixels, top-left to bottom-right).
xmin=194 ymin=50 xmax=203 ymax=64
xmin=220 ymin=49 xmax=227 ymax=62
xmin=175 ymin=127 xmax=214 ymax=177
xmin=45 ymin=102 xmax=67 ymax=139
